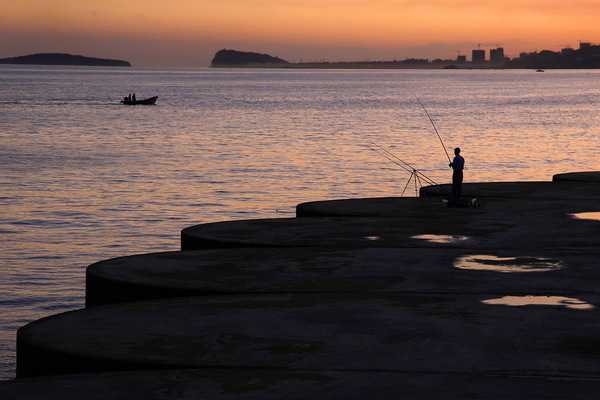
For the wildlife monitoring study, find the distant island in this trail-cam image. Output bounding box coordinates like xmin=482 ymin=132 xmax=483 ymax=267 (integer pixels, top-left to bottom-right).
xmin=0 ymin=53 xmax=131 ymax=67
xmin=211 ymin=49 xmax=288 ymax=66
xmin=211 ymin=44 xmax=600 ymax=70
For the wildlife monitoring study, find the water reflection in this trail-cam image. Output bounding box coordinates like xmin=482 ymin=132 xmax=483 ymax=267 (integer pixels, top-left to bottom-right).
xmin=411 ymin=234 xmax=469 ymax=244
xmin=483 ymin=296 xmax=594 ymax=310
xmin=364 ymin=236 xmax=382 ymax=241
xmin=570 ymin=212 xmax=600 ymax=221
xmin=454 ymin=255 xmax=562 ymax=273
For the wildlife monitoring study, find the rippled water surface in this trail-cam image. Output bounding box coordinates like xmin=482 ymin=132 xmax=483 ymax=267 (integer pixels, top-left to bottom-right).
xmin=2 ymin=66 xmax=600 ymax=379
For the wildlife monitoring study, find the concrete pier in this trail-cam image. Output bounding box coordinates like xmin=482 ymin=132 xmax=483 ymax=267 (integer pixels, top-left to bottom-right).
xmin=420 ymin=181 xmax=600 ymax=200
xmin=4 ymin=369 xmax=600 ymax=400
xmin=87 ymin=248 xmax=600 ymax=306
xmin=12 ymin=172 xmax=600 ymax=397
xmin=17 ymin=293 xmax=600 ymax=378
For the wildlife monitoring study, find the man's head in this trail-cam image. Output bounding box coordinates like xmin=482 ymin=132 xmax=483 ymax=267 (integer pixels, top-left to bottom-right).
xmin=454 ymin=147 xmax=461 ymax=155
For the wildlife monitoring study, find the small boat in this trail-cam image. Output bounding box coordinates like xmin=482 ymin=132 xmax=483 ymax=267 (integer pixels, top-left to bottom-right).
xmin=536 ymin=69 xmax=545 ymax=72
xmin=121 ymin=96 xmax=158 ymax=105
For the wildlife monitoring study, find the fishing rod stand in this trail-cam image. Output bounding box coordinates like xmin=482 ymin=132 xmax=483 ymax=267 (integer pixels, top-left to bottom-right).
xmin=401 ymin=168 xmax=424 ymax=197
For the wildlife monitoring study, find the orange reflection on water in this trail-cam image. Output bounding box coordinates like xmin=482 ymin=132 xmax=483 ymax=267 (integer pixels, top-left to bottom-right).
xmin=364 ymin=235 xmax=382 ymax=241
xmin=412 ymin=234 xmax=469 ymax=244
xmin=454 ymin=255 xmax=562 ymax=273
xmin=569 ymin=212 xmax=600 ymax=221
xmin=483 ymin=296 xmax=594 ymax=311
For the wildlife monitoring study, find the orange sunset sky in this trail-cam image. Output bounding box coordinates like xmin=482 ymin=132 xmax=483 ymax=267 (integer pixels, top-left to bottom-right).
xmin=2 ymin=0 xmax=600 ymax=67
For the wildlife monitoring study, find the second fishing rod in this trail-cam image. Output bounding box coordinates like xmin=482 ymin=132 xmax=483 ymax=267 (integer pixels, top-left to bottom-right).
xmin=369 ymin=143 xmax=437 ymax=186
xmin=414 ymin=96 xmax=452 ymax=164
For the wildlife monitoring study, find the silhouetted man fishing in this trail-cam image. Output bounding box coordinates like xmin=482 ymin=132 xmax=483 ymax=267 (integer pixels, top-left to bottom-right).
xmin=414 ymin=97 xmax=476 ymax=206
xmin=449 ymin=147 xmax=464 ymax=202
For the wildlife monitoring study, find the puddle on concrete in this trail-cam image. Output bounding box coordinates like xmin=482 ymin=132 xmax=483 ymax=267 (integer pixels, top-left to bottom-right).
xmin=483 ymin=296 xmax=594 ymax=310
xmin=364 ymin=236 xmax=382 ymax=241
xmin=454 ymin=255 xmax=562 ymax=273
xmin=411 ymin=234 xmax=469 ymax=244
xmin=569 ymin=212 xmax=600 ymax=221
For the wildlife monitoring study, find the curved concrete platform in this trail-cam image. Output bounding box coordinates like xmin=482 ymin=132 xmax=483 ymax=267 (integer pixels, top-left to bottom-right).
xmin=87 ymin=248 xmax=600 ymax=306
xmin=553 ymin=171 xmax=600 ymax=183
xmin=4 ymin=369 xmax=600 ymax=400
xmin=180 ymin=216 xmax=500 ymax=250
xmin=182 ymin=206 xmax=600 ymax=251
xmin=17 ymin=293 xmax=600 ymax=378
xmin=295 ymin=195 xmax=589 ymax=219
xmin=296 ymin=197 xmax=450 ymax=218
xmin=420 ymin=181 xmax=600 ymax=200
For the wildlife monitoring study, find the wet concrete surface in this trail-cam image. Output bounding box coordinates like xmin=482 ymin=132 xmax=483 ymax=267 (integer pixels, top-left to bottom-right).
xmin=4 ymin=369 xmax=600 ymax=400
xmin=17 ymin=293 xmax=600 ymax=378
xmin=87 ymin=248 xmax=600 ymax=306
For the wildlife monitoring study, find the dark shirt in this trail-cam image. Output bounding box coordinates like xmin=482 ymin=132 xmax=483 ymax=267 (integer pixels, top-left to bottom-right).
xmin=451 ymin=155 xmax=465 ymax=172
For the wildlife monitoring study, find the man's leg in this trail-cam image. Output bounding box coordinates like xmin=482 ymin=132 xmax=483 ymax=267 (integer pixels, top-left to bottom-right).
xmin=456 ymin=172 xmax=463 ymax=199
xmin=451 ymin=180 xmax=456 ymax=201
xmin=452 ymin=174 xmax=458 ymax=201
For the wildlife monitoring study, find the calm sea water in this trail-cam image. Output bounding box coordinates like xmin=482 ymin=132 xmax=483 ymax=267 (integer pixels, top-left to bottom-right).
xmin=1 ymin=66 xmax=600 ymax=379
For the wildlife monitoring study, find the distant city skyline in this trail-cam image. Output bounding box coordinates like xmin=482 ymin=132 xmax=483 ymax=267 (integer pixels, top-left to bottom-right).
xmin=3 ymin=1 xmax=600 ymax=67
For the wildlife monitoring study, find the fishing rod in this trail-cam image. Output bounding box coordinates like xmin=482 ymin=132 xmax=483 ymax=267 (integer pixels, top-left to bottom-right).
xmin=371 ymin=143 xmax=415 ymax=173
xmin=370 ymin=144 xmax=438 ymax=186
xmin=414 ymin=96 xmax=452 ymax=164
xmin=369 ymin=143 xmax=438 ymax=185
xmin=368 ymin=144 xmax=412 ymax=174
xmin=368 ymin=144 xmax=437 ymax=197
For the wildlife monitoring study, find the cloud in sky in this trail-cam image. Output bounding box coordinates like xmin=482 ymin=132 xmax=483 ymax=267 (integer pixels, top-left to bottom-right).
xmin=2 ymin=1 xmax=599 ymax=66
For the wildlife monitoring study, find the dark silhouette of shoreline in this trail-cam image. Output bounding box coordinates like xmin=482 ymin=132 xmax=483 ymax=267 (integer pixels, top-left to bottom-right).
xmin=211 ymin=45 xmax=600 ymax=69
xmin=0 ymin=53 xmax=131 ymax=67
xmin=507 ymin=43 xmax=600 ymax=69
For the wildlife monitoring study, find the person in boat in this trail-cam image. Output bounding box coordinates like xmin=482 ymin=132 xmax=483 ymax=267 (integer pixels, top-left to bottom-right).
xmin=449 ymin=147 xmax=465 ymax=202
xmin=132 ymin=93 xmax=136 ymax=103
